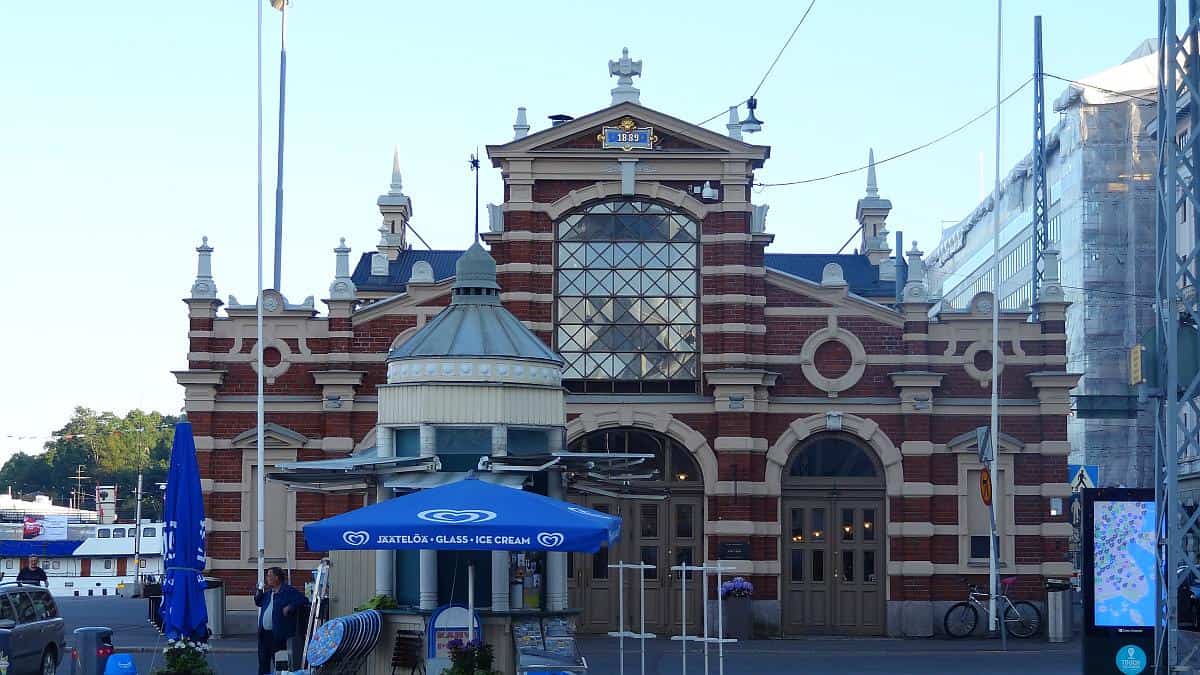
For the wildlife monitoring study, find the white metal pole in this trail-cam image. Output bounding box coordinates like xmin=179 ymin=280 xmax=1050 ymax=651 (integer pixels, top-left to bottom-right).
xmin=618 ymin=563 xmax=625 ymax=675
xmin=681 ymin=565 xmax=687 ymax=674
xmin=716 ymin=565 xmax=725 ymax=675
xmin=639 ymin=564 xmax=646 ymax=675
xmin=702 ymin=566 xmax=710 ymax=675
xmin=988 ymin=0 xmax=1003 ymax=635
xmin=468 ymin=562 xmax=476 ymax=639
xmin=133 ymin=472 xmax=143 ymax=584
xmin=272 ymin=0 xmax=287 ymax=290
xmin=255 ymin=0 xmax=266 ymax=592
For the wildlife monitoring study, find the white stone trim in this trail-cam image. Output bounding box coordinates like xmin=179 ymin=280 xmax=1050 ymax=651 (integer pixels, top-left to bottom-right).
xmin=565 ymin=410 xmax=719 ymax=494
xmin=701 ymin=294 xmax=767 ymax=305
xmin=962 ymin=340 xmax=1005 ymax=388
xmin=495 ymin=263 xmax=554 ymax=274
xmin=888 ymin=522 xmax=935 ymax=537
xmin=701 ymin=323 xmax=767 ymax=334
xmin=499 ymin=292 xmax=554 ymax=303
xmin=704 ymin=560 xmax=780 ymax=576
xmin=387 ymin=358 xmax=562 ymax=387
xmin=706 ymin=521 xmax=781 ymax=536
xmin=765 ymin=412 xmax=902 ymax=496
xmin=713 ymin=437 xmax=769 ymax=452
xmin=798 ymin=316 xmax=867 ymax=397
xmin=701 ymin=265 xmax=766 ymax=277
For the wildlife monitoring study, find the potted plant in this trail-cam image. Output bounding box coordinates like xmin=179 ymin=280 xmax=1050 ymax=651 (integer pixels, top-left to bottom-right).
xmin=720 ymin=576 xmax=754 ymax=640
xmin=153 ymin=637 xmax=213 ymax=675
xmin=442 ymin=638 xmax=501 ymax=675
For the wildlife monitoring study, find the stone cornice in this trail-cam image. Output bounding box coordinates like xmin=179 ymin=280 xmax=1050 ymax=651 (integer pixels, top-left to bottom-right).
xmin=705 ymin=368 xmax=779 ymax=388
xmin=887 ymin=371 xmax=946 ymax=388
xmin=1027 ymin=371 xmax=1083 ymax=390
xmin=173 ymin=370 xmax=226 ymax=387
xmin=311 ymin=370 xmax=367 ymax=387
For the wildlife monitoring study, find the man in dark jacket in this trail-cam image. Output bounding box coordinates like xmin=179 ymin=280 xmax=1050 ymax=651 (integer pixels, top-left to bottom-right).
xmin=16 ymin=556 xmax=48 ymax=586
xmin=254 ymin=566 xmax=309 ymax=674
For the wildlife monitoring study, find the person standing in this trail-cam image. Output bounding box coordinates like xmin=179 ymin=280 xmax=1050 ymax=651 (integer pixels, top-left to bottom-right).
xmin=254 ymin=567 xmax=308 ymax=675
xmin=17 ymin=556 xmax=48 ymax=586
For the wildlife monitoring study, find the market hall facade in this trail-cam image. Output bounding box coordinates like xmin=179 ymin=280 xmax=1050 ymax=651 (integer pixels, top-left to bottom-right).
xmin=175 ymin=51 xmax=1076 ymax=638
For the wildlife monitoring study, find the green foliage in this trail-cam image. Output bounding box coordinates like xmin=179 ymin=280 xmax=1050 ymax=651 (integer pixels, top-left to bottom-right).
xmin=153 ymin=638 xmax=213 ymax=675
xmin=354 ymin=594 xmax=399 ymax=612
xmin=441 ymin=640 xmax=500 ymax=675
xmin=0 ymin=407 xmax=178 ymax=520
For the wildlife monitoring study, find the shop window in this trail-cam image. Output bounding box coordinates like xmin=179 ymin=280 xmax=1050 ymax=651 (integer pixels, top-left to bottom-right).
xmin=788 ymin=436 xmax=879 ymax=479
xmin=103 ymin=560 xmax=112 ymax=570
xmin=435 ymin=427 xmax=491 ymax=472
xmin=142 ymin=527 xmax=156 ymax=538
xmin=568 ymin=428 xmax=702 ymax=487
xmin=112 ymin=529 xmax=125 ymax=539
xmin=97 ymin=529 xmax=110 ymax=539
xmin=394 ymin=428 xmax=421 ymax=458
xmin=507 ymin=428 xmax=551 ymax=457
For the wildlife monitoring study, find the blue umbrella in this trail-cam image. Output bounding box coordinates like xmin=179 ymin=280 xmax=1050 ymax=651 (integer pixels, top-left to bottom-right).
xmin=302 ymin=477 xmax=620 ymax=553
xmin=160 ymin=420 xmax=210 ymax=641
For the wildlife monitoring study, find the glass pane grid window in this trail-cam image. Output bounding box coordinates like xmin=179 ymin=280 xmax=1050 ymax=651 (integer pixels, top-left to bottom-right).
xmin=556 ymin=199 xmax=700 ymax=393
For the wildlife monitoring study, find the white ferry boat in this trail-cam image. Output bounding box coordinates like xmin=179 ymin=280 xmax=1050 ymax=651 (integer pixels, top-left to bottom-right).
xmin=0 ymin=521 xmax=165 ymax=597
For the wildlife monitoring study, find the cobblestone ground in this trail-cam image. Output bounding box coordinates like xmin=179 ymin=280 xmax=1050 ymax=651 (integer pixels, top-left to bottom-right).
xmin=54 ymin=597 xmax=1087 ymax=674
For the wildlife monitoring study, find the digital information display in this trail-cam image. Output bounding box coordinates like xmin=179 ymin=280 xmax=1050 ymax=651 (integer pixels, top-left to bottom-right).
xmin=1092 ymin=500 xmax=1156 ymax=628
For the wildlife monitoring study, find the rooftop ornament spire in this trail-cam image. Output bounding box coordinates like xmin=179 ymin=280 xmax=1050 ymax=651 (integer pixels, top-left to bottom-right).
xmin=388 ymin=145 xmax=404 ymax=195
xmin=866 ymin=148 xmax=879 ymax=198
xmin=513 ymin=107 xmax=530 ymax=140
xmin=726 ymin=105 xmax=743 ymax=141
xmin=608 ymin=47 xmax=642 ymax=105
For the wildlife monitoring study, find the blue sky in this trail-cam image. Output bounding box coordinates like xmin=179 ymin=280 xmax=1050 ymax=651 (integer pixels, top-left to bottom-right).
xmin=0 ymin=1 xmax=1155 ymax=464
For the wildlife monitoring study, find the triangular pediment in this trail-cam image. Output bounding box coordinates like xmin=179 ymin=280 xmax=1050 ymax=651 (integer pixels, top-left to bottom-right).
xmin=232 ymin=423 xmax=309 ymax=449
xmin=488 ymin=102 xmax=770 ymax=164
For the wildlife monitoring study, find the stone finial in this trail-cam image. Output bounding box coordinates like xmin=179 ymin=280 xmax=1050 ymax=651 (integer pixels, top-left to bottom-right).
xmin=487 ymin=203 xmax=504 ymax=233
xmin=902 ymin=241 xmax=929 ymax=303
xmin=866 ymin=148 xmax=879 ymax=198
xmin=190 ymin=236 xmax=218 ymax=299
xmin=726 ymin=105 xmax=743 ymax=141
xmin=608 ymin=47 xmax=642 ymax=105
xmin=388 ymin=146 xmax=403 ymax=195
xmin=1039 ymin=245 xmax=1066 ymax=302
xmin=821 ymin=262 xmax=847 ymax=287
xmin=409 ymin=260 xmax=434 ymax=284
xmin=329 ymin=237 xmax=357 ymax=301
xmin=513 ymin=107 xmax=530 ymax=140
xmin=751 ymin=204 xmax=769 ymax=233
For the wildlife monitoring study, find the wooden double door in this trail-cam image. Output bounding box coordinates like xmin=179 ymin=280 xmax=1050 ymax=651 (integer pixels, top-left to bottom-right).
xmin=568 ymin=494 xmax=704 ymax=636
xmin=782 ymin=494 xmax=885 ymax=635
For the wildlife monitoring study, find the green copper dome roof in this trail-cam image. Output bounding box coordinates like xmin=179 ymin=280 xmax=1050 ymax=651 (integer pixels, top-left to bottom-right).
xmin=388 ymin=243 xmax=562 ymax=364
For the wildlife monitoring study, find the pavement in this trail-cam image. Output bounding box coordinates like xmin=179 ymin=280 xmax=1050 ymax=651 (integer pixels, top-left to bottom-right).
xmin=53 ymin=596 xmax=1089 ymax=674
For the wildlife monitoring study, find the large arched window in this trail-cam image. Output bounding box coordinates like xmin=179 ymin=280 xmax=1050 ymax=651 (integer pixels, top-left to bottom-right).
xmin=785 ymin=434 xmax=883 ymax=488
xmin=556 ymin=199 xmax=699 ymax=393
xmin=568 ymin=427 xmax=701 ymax=487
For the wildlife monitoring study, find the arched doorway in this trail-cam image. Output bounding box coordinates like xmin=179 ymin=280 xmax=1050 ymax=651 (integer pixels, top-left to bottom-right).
xmin=565 ymin=427 xmax=704 ymax=635
xmin=782 ymin=433 xmax=886 ymax=635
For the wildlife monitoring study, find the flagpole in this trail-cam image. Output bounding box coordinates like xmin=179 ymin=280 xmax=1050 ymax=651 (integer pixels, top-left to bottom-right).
xmin=988 ymin=0 xmax=1003 ymax=636
xmin=271 ymin=0 xmax=287 ymax=290
xmin=256 ymin=0 xmax=267 ymax=590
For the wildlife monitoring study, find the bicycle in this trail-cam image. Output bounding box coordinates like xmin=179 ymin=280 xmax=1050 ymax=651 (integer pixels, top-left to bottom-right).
xmin=944 ymin=576 xmax=1042 ymax=638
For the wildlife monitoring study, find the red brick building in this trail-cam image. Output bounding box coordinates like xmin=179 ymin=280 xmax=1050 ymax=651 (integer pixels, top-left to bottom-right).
xmin=176 ymin=54 xmax=1076 ymax=637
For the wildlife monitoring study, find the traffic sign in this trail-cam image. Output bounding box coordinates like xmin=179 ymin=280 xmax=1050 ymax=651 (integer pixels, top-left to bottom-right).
xmin=980 ymin=467 xmax=993 ymax=506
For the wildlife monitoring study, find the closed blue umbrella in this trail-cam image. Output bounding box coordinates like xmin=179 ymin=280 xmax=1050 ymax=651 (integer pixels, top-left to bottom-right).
xmin=160 ymin=420 xmax=210 ymax=641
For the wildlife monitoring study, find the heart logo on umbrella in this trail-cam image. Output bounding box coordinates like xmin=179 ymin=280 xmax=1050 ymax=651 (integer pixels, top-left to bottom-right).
xmin=417 ymin=509 xmax=497 ymax=524
xmin=537 ymin=532 xmax=565 ymax=548
xmin=342 ymin=530 xmax=370 ymax=546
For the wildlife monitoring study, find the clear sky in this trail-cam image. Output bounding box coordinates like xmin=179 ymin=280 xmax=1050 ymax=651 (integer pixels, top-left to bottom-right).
xmin=0 ymin=1 xmax=1155 ymax=465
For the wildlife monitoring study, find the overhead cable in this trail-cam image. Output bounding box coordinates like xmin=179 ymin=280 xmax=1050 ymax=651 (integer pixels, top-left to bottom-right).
xmin=755 ymin=78 xmax=1033 ymax=188
xmin=695 ymin=0 xmax=818 ymax=126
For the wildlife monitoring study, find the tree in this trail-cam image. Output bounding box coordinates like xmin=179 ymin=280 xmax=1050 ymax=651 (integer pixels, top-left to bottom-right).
xmin=0 ymin=407 xmax=178 ymax=520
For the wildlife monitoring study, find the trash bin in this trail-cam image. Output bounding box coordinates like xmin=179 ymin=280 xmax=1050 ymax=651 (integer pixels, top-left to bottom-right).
xmin=1046 ymin=578 xmax=1072 ymax=643
xmin=72 ymin=626 xmax=114 ymax=675
xmin=203 ymin=577 xmax=225 ymax=638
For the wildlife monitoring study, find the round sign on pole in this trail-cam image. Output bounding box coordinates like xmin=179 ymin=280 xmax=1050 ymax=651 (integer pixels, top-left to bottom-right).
xmin=980 ymin=468 xmax=993 ymax=506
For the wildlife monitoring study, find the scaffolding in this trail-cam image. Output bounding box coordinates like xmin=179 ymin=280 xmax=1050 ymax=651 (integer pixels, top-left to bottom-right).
xmin=1156 ymin=1 xmax=1200 ymax=670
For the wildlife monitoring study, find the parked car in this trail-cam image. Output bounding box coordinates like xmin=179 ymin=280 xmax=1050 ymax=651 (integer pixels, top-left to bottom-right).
xmin=0 ymin=582 xmax=65 ymax=675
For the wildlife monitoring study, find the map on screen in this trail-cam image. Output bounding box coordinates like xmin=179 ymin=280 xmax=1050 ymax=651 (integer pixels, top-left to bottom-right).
xmin=1093 ymin=500 xmax=1156 ymax=627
